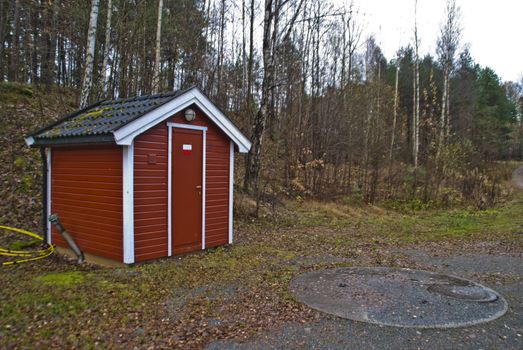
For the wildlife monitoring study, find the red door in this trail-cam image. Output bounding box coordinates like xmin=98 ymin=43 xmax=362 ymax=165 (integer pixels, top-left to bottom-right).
xmin=172 ymin=128 xmax=203 ymax=254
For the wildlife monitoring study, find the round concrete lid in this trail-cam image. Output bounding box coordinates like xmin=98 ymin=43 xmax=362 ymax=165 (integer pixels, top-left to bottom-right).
xmin=290 ymin=267 xmax=508 ymax=328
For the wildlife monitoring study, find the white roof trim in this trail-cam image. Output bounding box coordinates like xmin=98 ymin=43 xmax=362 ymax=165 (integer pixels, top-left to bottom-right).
xmin=113 ymin=88 xmax=251 ymax=153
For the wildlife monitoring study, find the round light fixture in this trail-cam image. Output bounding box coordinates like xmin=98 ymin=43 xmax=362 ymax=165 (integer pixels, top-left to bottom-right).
xmin=184 ymin=108 xmax=196 ymax=122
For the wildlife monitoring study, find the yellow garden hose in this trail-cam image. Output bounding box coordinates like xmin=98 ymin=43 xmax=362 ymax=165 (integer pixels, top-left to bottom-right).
xmin=0 ymin=225 xmax=55 ymax=266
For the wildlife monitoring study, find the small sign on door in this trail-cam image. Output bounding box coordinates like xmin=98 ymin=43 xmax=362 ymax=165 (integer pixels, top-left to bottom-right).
xmin=182 ymin=144 xmax=192 ymax=155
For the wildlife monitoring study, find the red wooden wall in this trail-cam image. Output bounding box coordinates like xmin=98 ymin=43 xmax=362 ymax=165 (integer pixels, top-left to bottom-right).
xmin=51 ymin=145 xmax=123 ymax=261
xmin=133 ymin=105 xmax=230 ymax=262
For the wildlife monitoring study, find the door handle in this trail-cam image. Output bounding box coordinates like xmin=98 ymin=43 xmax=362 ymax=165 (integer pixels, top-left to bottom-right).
xmin=196 ymin=186 xmax=202 ymax=189
xmin=196 ymin=185 xmax=202 ymax=195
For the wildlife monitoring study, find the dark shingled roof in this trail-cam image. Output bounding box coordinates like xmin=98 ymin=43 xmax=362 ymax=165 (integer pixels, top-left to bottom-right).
xmin=31 ymin=88 xmax=188 ymax=144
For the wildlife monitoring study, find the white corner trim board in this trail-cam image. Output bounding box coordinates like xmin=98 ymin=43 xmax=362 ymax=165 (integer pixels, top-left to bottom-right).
xmin=167 ymin=124 xmax=207 ymax=254
xmin=122 ymin=143 xmax=135 ymax=264
xmin=46 ymin=148 xmax=52 ymax=244
xmin=113 ymin=88 xmax=251 ymax=153
xmin=167 ymin=126 xmax=172 ymax=256
xmin=229 ymin=141 xmax=234 ymax=244
xmin=202 ymin=128 xmax=207 ymax=250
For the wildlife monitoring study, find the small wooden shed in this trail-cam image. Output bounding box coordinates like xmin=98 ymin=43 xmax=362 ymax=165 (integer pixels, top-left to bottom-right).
xmin=26 ymin=87 xmax=251 ymax=264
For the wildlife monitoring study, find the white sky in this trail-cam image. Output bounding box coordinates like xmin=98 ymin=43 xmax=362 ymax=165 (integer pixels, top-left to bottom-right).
xmin=346 ymin=0 xmax=523 ymax=82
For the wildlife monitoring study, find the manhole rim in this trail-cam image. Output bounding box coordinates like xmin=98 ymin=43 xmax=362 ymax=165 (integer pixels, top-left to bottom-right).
xmin=289 ymin=266 xmax=509 ymax=329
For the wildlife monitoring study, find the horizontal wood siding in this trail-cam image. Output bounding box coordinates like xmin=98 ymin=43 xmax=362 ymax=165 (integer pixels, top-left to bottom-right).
xmin=204 ymin=124 xmax=230 ymax=248
xmin=134 ymin=123 xmax=169 ymax=262
xmin=51 ymin=146 xmax=123 ymax=261
xmin=133 ymin=105 xmax=230 ymax=262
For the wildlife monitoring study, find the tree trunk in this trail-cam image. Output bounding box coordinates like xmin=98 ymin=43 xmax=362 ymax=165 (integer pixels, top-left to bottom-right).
xmin=8 ymin=0 xmax=20 ymax=81
xmin=152 ymin=0 xmax=163 ymax=93
xmin=246 ymin=0 xmax=255 ymax=107
xmin=412 ymin=0 xmax=420 ymax=168
xmin=244 ymin=0 xmax=274 ymax=193
xmin=99 ymin=0 xmax=113 ymax=96
xmin=241 ymin=0 xmax=247 ymax=99
xmin=30 ymin=4 xmax=39 ymax=85
xmin=216 ymin=0 xmax=226 ymax=100
xmin=438 ymin=68 xmax=448 ymax=156
xmin=80 ymin=0 xmax=100 ymax=108
xmin=390 ymin=64 xmax=399 ymax=162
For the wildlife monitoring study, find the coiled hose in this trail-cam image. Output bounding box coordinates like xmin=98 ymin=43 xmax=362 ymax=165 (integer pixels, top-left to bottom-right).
xmin=0 ymin=225 xmax=55 ymax=266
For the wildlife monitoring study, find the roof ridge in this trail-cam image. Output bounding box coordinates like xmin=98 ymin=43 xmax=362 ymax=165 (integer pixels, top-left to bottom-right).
xmin=101 ymin=89 xmax=181 ymax=105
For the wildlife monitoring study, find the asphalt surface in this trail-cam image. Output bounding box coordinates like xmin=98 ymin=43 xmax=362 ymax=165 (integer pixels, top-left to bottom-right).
xmin=206 ymin=252 xmax=523 ymax=350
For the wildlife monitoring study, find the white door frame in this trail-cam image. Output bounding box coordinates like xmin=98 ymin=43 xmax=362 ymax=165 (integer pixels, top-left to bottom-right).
xmin=167 ymin=122 xmax=207 ymax=256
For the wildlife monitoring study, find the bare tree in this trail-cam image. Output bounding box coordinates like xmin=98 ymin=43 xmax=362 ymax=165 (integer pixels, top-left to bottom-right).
xmin=244 ymin=0 xmax=304 ymax=193
xmin=80 ymin=0 xmax=100 ymax=108
xmin=244 ymin=0 xmax=274 ymax=193
xmin=342 ymin=1 xmax=363 ymax=86
xmin=152 ymin=0 xmax=164 ymax=93
xmin=437 ymin=0 xmax=461 ymax=153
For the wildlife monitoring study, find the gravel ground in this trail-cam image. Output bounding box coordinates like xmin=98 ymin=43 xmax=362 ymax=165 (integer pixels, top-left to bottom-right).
xmin=206 ymin=251 xmax=523 ymax=350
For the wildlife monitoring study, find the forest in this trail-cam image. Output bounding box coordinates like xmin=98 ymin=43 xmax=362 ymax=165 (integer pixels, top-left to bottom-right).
xmin=1 ymin=0 xmax=522 ymax=212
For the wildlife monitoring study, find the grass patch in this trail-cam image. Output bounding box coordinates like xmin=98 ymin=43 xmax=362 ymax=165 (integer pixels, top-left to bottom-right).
xmin=35 ymin=271 xmax=86 ymax=287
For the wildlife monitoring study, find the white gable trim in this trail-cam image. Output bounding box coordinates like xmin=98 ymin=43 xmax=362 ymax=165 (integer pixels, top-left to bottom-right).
xmin=113 ymin=88 xmax=251 ymax=153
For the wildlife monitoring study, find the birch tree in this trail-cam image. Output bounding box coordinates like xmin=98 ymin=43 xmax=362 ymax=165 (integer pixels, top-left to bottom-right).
xmin=412 ymin=0 xmax=420 ymax=167
xmin=437 ymin=0 xmax=461 ymax=153
xmin=99 ymin=0 xmax=113 ymax=96
xmin=152 ymin=0 xmax=164 ymax=94
xmin=80 ymin=0 xmax=100 ymax=108
xmin=390 ymin=63 xmax=400 ymax=162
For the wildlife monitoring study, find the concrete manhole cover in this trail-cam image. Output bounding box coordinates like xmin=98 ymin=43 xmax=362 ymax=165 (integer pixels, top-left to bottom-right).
xmin=290 ymin=267 xmax=508 ymax=328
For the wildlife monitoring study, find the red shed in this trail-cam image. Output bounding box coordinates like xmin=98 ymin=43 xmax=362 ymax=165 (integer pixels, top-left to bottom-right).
xmin=25 ymin=87 xmax=251 ymax=264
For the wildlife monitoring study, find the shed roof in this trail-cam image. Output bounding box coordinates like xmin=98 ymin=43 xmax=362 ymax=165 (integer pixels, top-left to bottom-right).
xmin=26 ymin=87 xmax=251 ymax=153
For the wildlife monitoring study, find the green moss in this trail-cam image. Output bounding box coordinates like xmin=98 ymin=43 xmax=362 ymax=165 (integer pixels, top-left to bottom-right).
xmin=0 ymin=82 xmax=34 ymax=104
xmin=44 ymin=128 xmax=62 ymax=137
xmin=8 ymin=239 xmax=40 ymax=250
xmin=35 ymin=271 xmax=85 ymax=287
